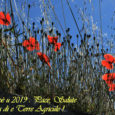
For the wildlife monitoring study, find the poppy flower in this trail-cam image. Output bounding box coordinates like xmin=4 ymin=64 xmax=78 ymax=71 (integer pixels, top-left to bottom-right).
xmin=0 ymin=12 xmax=11 ymax=26
xmin=54 ymin=43 xmax=61 ymax=52
xmin=101 ymin=54 xmax=115 ymax=69
xmin=22 ymin=37 xmax=40 ymax=51
xmin=22 ymin=40 xmax=30 ymax=47
xmin=108 ymin=84 xmax=115 ymax=91
xmin=104 ymin=54 xmax=114 ymax=63
xmin=101 ymin=60 xmax=113 ymax=70
xmin=37 ymin=52 xmax=51 ymax=68
xmin=47 ymin=35 xmax=58 ymax=44
xmin=102 ymin=73 xmax=115 ymax=85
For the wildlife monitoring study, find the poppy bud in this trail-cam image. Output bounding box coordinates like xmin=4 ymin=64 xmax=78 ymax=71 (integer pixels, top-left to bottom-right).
xmin=34 ymin=31 xmax=36 ymax=35
xmin=93 ymin=37 xmax=95 ymax=41
xmin=41 ymin=29 xmax=43 ymax=33
xmin=40 ymin=20 xmax=42 ymax=25
xmin=71 ymin=43 xmax=74 ymax=47
xmin=66 ymin=28 xmax=70 ymax=33
xmin=76 ymin=34 xmax=79 ymax=38
xmin=58 ymin=33 xmax=61 ymax=37
xmin=42 ymin=18 xmax=44 ymax=22
xmin=28 ymin=4 xmax=31 ymax=8
xmin=84 ymin=33 xmax=86 ymax=37
xmin=24 ymin=35 xmax=27 ymax=39
xmin=101 ymin=49 xmax=103 ymax=52
xmin=56 ymin=30 xmax=58 ymax=35
xmin=22 ymin=21 xmax=24 ymax=25
xmin=74 ymin=48 xmax=76 ymax=51
xmin=107 ymin=70 xmax=110 ymax=73
xmin=9 ymin=32 xmax=11 ymax=35
xmin=52 ymin=22 xmax=54 ymax=25
xmin=11 ymin=12 xmax=13 ymax=16
xmin=33 ymin=22 xmax=35 ymax=25
xmin=87 ymin=34 xmax=91 ymax=38
xmin=97 ymin=43 xmax=99 ymax=47
xmin=81 ymin=40 xmax=83 ymax=43
xmin=63 ymin=37 xmax=65 ymax=41
xmin=61 ymin=42 xmax=64 ymax=46
xmin=44 ymin=33 xmax=47 ymax=37
xmin=37 ymin=29 xmax=39 ymax=34
xmin=70 ymin=35 xmax=72 ymax=39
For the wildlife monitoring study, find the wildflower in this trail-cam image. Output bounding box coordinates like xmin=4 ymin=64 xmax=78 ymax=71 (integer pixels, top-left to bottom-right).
xmin=47 ymin=35 xmax=61 ymax=52
xmin=47 ymin=35 xmax=58 ymax=44
xmin=108 ymin=84 xmax=115 ymax=91
xmin=37 ymin=52 xmax=51 ymax=68
xmin=22 ymin=37 xmax=40 ymax=51
xmin=0 ymin=12 xmax=11 ymax=26
xmin=102 ymin=73 xmax=115 ymax=85
xmin=104 ymin=54 xmax=114 ymax=63
xmin=102 ymin=73 xmax=115 ymax=91
xmin=101 ymin=60 xmax=113 ymax=70
xmin=54 ymin=43 xmax=61 ymax=52
xmin=101 ymin=54 xmax=115 ymax=70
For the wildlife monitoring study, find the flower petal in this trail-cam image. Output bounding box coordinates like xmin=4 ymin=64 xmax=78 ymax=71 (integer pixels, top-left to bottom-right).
xmin=26 ymin=46 xmax=35 ymax=51
xmin=54 ymin=43 xmax=61 ymax=52
xmin=101 ymin=60 xmax=113 ymax=69
xmin=104 ymin=54 xmax=114 ymax=63
xmin=22 ymin=40 xmax=30 ymax=47
xmin=108 ymin=84 xmax=115 ymax=91
xmin=0 ymin=12 xmax=11 ymax=26
xmin=37 ymin=52 xmax=51 ymax=68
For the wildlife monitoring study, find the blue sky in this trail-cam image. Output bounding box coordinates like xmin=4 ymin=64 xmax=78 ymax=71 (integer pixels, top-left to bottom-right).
xmin=25 ymin=0 xmax=115 ymax=54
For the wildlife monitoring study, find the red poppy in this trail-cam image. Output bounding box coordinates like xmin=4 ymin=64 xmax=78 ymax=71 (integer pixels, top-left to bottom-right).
xmin=22 ymin=40 xmax=30 ymax=47
xmin=22 ymin=37 xmax=40 ymax=51
xmin=0 ymin=12 xmax=11 ymax=26
xmin=101 ymin=54 xmax=114 ymax=69
xmin=47 ymin=35 xmax=58 ymax=44
xmin=102 ymin=73 xmax=115 ymax=91
xmin=54 ymin=43 xmax=61 ymax=52
xmin=108 ymin=84 xmax=115 ymax=91
xmin=37 ymin=52 xmax=51 ymax=68
xmin=101 ymin=60 xmax=113 ymax=70
xmin=102 ymin=73 xmax=115 ymax=85
xmin=104 ymin=54 xmax=114 ymax=63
